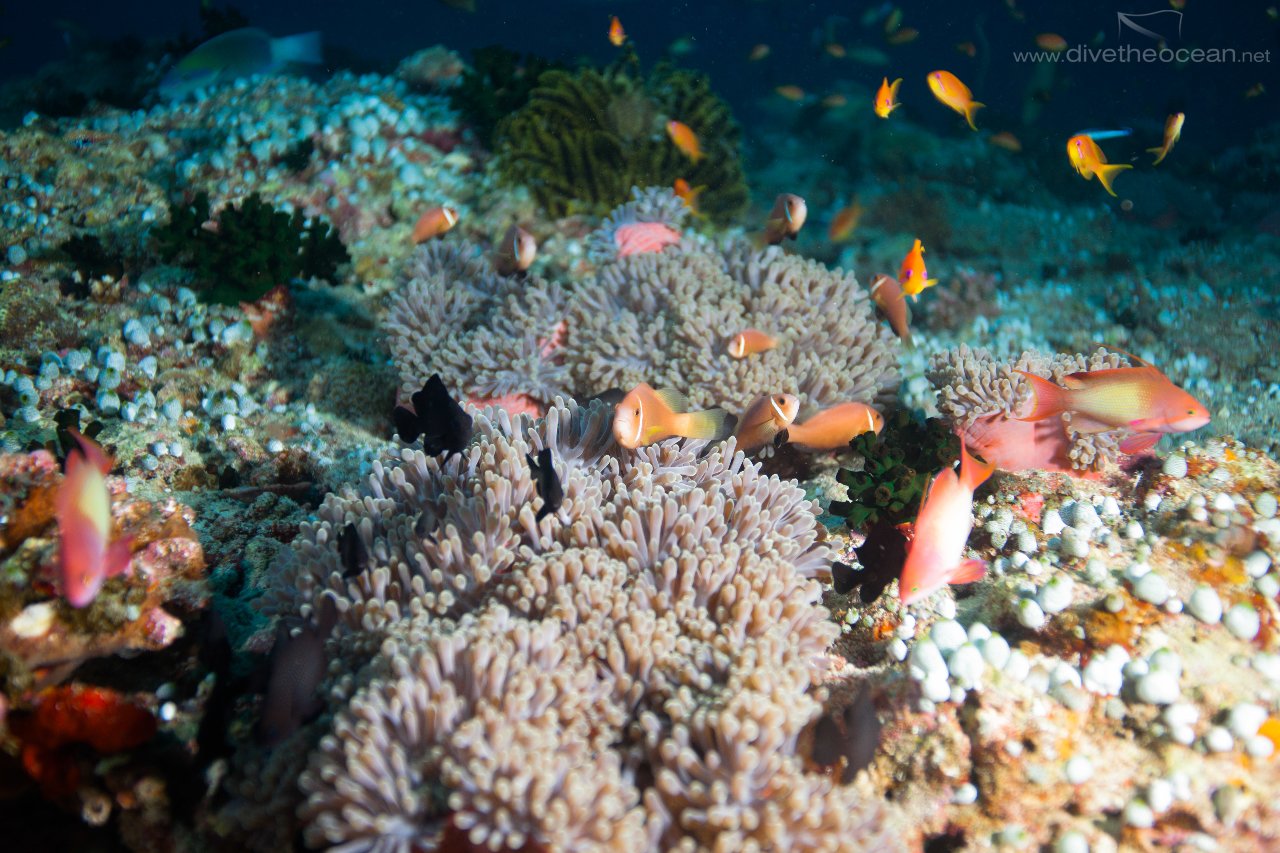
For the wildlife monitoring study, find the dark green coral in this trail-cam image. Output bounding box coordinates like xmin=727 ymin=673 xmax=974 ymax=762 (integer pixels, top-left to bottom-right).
xmin=494 ymin=60 xmax=748 ymax=225
xmin=153 ymin=192 xmax=348 ymax=305
xmin=448 ymin=45 xmax=564 ymax=150
xmin=829 ymin=410 xmax=960 ymax=529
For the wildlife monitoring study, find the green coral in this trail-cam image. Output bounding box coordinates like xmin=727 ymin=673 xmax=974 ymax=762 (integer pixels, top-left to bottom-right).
xmin=448 ymin=45 xmax=564 ymax=150
xmin=828 ymin=410 xmax=960 ymax=529
xmin=494 ymin=60 xmax=749 ymax=224
xmin=153 ymin=192 xmax=349 ymax=305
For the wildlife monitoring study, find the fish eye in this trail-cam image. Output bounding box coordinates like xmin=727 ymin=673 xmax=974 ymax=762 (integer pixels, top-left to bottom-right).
xmin=633 ymin=407 xmax=641 ymax=417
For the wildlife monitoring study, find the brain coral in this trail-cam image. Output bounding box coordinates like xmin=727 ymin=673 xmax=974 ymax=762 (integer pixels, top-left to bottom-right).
xmin=386 ymin=190 xmax=901 ymax=423
xmin=258 ymin=398 xmax=899 ymax=851
xmin=927 ymin=344 xmax=1129 ymax=473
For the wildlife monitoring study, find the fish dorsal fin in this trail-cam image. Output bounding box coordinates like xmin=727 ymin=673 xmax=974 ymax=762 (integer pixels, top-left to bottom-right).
xmin=1090 ymin=341 xmax=1151 ymax=368
xmin=653 ymin=387 xmax=689 ymax=413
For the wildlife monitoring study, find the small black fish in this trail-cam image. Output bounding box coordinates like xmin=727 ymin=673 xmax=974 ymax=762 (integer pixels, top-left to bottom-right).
xmin=852 ymin=520 xmax=910 ymax=604
xmin=811 ymin=685 xmax=881 ymax=784
xmin=256 ymin=619 xmax=328 ymax=747
xmin=584 ymin=387 xmax=627 ymax=408
xmin=392 ymin=373 xmax=473 ymax=456
xmin=337 ymin=521 xmax=369 ymax=578
xmin=831 ymin=561 xmax=857 ymax=595
xmin=526 ymin=447 xmax=563 ymax=523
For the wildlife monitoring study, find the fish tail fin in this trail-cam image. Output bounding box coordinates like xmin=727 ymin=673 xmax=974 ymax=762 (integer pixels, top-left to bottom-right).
xmin=1147 ymin=145 xmax=1167 ymax=165
xmin=958 ymin=440 xmax=995 ymax=491
xmin=272 ymin=31 xmax=323 ymax=66
xmin=964 ymin=101 xmax=984 ymax=131
xmin=1013 ymin=370 xmax=1069 ymax=422
xmin=1094 ymin=163 xmax=1132 ymax=197
xmin=948 ymin=559 xmax=987 ymax=585
xmin=681 ymin=408 xmax=735 ymax=442
xmin=106 ymin=536 xmax=135 ymax=578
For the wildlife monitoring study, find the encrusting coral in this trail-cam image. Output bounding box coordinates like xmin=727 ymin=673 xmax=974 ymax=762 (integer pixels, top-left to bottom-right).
xmin=927 ymin=343 xmax=1129 ymax=473
xmin=495 ymin=62 xmax=749 ymax=224
xmin=255 ymin=398 xmax=900 ymax=851
xmin=386 ymin=188 xmax=901 ymax=426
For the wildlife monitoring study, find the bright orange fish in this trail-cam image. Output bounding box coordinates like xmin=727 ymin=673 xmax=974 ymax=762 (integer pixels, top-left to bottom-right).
xmin=782 ymin=402 xmax=884 ymax=451
xmin=611 ymin=383 xmax=732 ymax=449
xmin=411 ymin=206 xmax=458 ymax=243
xmin=1015 ymin=355 xmax=1210 ymax=454
xmin=666 ymin=120 xmax=703 ymax=162
xmin=828 ymin=201 xmax=864 ymax=242
xmin=764 ymin=193 xmax=807 ymax=244
xmin=775 ymin=84 xmax=807 ymax=102
xmin=1066 ymin=134 xmax=1132 ymax=197
xmin=898 ymin=438 xmax=993 ymax=605
xmin=727 ymin=329 xmax=778 ymax=358
xmin=1035 ymin=33 xmax=1068 ymax=51
xmin=874 ymin=77 xmax=902 ymax=118
xmin=927 ymin=69 xmax=983 ymax=130
xmin=869 ymin=273 xmax=912 ymax=345
xmin=989 ymin=131 xmax=1022 ymax=152
xmin=897 ymin=238 xmax=938 ymax=300
xmin=56 ymin=430 xmax=133 ymax=608
xmin=609 ymin=16 xmax=626 ymax=47
xmin=493 ymin=224 xmax=537 ymax=277
xmin=887 ymin=27 xmax=919 ymax=45
xmin=1148 ymin=112 xmax=1184 ymax=165
xmin=673 ymin=178 xmax=706 ymax=215
xmin=735 ymin=393 xmax=800 ymax=452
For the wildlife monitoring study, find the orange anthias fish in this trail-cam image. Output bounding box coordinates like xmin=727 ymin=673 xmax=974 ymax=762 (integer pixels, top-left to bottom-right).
xmin=989 ymin=131 xmax=1022 ymax=152
xmin=874 ymin=77 xmax=902 ymax=119
xmin=609 ymin=16 xmax=626 ymax=47
xmin=828 ymin=201 xmax=864 ymax=242
xmin=898 ymin=438 xmax=993 ymax=606
xmin=782 ymin=402 xmax=884 ymax=451
xmin=886 ymin=27 xmax=919 ymax=45
xmin=1066 ymin=134 xmax=1132 ymax=197
xmin=898 ymin=238 xmax=938 ymax=300
xmin=927 ymin=69 xmax=984 ymax=130
xmin=673 ymin=178 xmax=706 ymax=215
xmin=735 ymin=393 xmax=800 ymax=452
xmin=611 ymin=383 xmax=733 ymax=449
xmin=1035 ymin=33 xmax=1068 ymax=52
xmin=764 ymin=193 xmax=807 ymax=244
xmin=493 ymin=224 xmax=537 ymax=277
xmin=411 ymin=206 xmax=458 ymax=243
xmin=56 ymin=431 xmax=133 ymax=608
xmin=666 ymin=120 xmax=703 ymax=163
xmin=869 ymin=274 xmax=912 ymax=345
xmin=775 ymin=84 xmax=807 ymax=102
xmin=1148 ymin=112 xmax=1184 ymax=165
xmin=727 ymin=329 xmax=778 ymax=358
xmin=1015 ymin=356 xmax=1210 ymax=454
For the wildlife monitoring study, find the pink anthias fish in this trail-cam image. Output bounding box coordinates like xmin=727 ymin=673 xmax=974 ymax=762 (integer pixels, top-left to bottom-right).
xmin=898 ymin=438 xmax=994 ymax=606
xmin=56 ymin=430 xmax=134 ymax=608
xmin=1015 ymin=352 xmax=1210 ymax=454
xmin=614 ymin=221 xmax=681 ymax=257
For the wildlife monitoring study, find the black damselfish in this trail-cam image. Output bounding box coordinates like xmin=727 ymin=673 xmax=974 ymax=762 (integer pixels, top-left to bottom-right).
xmin=526 ymin=447 xmax=563 ymax=523
xmin=392 ymin=373 xmax=473 ymax=456
xmin=337 ymin=521 xmax=369 ymax=578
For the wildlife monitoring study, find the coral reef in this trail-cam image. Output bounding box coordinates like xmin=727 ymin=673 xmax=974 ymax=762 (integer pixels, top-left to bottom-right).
xmin=153 ymin=191 xmax=349 ymax=305
xmin=447 ymin=45 xmax=563 ymax=149
xmin=830 ymin=410 xmax=960 ymax=529
xmin=251 ymin=398 xmax=898 ymax=851
xmin=495 ymin=63 xmax=749 ymax=224
xmin=927 ymin=344 xmax=1129 ymax=473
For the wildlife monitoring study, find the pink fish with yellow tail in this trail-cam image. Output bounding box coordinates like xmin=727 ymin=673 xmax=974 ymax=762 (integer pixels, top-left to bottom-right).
xmin=898 ymin=438 xmax=994 ymax=605
xmin=56 ymin=430 xmax=133 ymax=608
xmin=1014 ymin=354 xmax=1209 ymax=454
xmin=611 ymin=383 xmax=734 ymax=449
xmin=782 ymin=401 xmax=884 ymax=451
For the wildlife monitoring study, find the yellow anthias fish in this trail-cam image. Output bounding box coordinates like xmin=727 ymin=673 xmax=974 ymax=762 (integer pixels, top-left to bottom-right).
xmin=874 ymin=77 xmax=902 ymax=118
xmin=1066 ymin=134 xmax=1132 ymax=196
xmin=926 ymin=69 xmax=984 ymax=130
xmin=611 ymin=383 xmax=733 ymax=449
xmin=1148 ymin=112 xmax=1184 ymax=165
